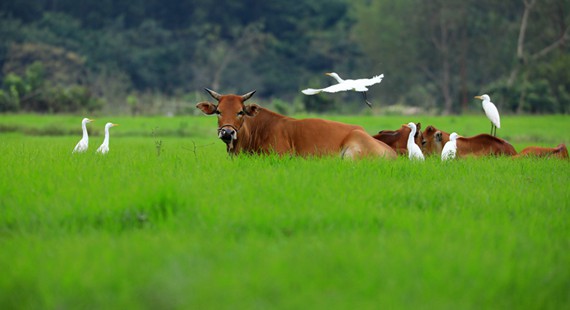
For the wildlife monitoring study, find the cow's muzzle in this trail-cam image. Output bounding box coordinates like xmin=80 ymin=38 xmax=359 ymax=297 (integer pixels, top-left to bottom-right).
xmin=218 ymin=125 xmax=238 ymax=144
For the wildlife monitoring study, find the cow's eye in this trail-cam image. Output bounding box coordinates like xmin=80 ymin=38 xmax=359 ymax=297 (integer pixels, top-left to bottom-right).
xmin=237 ymin=111 xmax=245 ymax=116
xmin=215 ymin=110 xmax=221 ymax=115
xmin=422 ymin=140 xmax=426 ymax=145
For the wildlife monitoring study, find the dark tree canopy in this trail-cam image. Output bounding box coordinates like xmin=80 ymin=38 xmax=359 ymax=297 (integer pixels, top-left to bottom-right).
xmin=0 ymin=0 xmax=568 ymax=114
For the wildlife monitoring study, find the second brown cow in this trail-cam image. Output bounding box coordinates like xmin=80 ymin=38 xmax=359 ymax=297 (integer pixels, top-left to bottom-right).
xmin=373 ymin=123 xmax=423 ymax=155
xmin=514 ymin=144 xmax=568 ymax=159
xmin=422 ymin=125 xmax=516 ymax=157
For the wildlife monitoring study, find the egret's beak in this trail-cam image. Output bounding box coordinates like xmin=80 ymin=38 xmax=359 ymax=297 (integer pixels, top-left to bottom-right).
xmin=402 ymin=123 xmax=408 ymax=127
xmin=113 ymin=124 xmax=119 ymax=127
xmin=325 ymin=73 xmax=332 ymax=76
xmin=89 ymin=119 xmax=95 ymax=122
xmin=474 ymin=96 xmax=482 ymax=99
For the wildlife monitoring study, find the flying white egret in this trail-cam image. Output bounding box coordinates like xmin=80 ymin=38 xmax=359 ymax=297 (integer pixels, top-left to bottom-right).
xmin=405 ymin=122 xmax=425 ymax=161
xmin=72 ymin=118 xmax=94 ymax=153
xmin=302 ymin=72 xmax=384 ymax=108
xmin=474 ymin=94 xmax=500 ymax=137
xmin=441 ymin=132 xmax=459 ymax=161
xmin=96 ymin=123 xmax=119 ymax=154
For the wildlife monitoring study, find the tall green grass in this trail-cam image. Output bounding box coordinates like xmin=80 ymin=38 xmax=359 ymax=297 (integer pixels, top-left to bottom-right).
xmin=0 ymin=114 xmax=569 ymax=309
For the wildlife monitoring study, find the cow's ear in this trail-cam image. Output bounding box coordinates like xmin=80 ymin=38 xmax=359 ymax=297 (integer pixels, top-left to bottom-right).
xmin=435 ymin=131 xmax=442 ymax=142
xmin=426 ymin=125 xmax=434 ymax=133
xmin=196 ymin=101 xmax=217 ymax=115
xmin=244 ymin=104 xmax=260 ymax=117
xmin=416 ymin=122 xmax=421 ymax=131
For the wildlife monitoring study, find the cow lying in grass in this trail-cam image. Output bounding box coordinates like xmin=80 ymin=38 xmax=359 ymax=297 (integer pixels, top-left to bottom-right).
xmin=421 ymin=125 xmax=517 ymax=157
xmin=372 ymin=123 xmax=423 ymax=155
xmin=196 ymin=89 xmax=396 ymax=159
xmin=514 ymin=144 xmax=568 ymax=159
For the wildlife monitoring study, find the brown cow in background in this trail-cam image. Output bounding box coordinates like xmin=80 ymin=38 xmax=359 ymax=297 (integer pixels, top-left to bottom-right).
xmin=196 ymin=89 xmax=397 ymax=159
xmin=422 ymin=126 xmax=450 ymax=155
xmin=514 ymin=144 xmax=568 ymax=159
xmin=422 ymin=125 xmax=516 ymax=157
xmin=373 ymin=123 xmax=423 ymax=155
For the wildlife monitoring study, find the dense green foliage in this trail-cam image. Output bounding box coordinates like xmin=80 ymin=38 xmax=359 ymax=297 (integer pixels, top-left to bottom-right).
xmin=0 ymin=114 xmax=569 ymax=308
xmin=353 ymin=0 xmax=570 ymax=114
xmin=1 ymin=0 xmax=569 ymax=114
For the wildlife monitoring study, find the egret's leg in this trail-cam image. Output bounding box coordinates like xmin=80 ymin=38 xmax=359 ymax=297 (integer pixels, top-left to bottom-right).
xmin=490 ymin=123 xmax=494 ymax=136
xmin=362 ymin=92 xmax=372 ymax=108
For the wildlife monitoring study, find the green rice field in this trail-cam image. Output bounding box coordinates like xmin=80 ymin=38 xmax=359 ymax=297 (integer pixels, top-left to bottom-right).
xmin=1 ymin=113 xmax=569 ymax=309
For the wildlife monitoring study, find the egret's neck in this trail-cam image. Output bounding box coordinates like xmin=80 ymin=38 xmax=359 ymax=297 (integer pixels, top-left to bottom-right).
xmin=407 ymin=128 xmax=416 ymax=145
xmin=81 ymin=122 xmax=89 ymax=140
xmin=331 ymin=75 xmax=344 ymax=83
xmin=102 ymin=127 xmax=110 ymax=145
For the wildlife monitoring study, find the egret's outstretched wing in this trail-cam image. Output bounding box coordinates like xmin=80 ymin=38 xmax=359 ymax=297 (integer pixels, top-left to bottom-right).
xmin=302 ymin=83 xmax=357 ymax=94
xmin=319 ymin=82 xmax=359 ymax=93
xmin=360 ymin=74 xmax=384 ymax=87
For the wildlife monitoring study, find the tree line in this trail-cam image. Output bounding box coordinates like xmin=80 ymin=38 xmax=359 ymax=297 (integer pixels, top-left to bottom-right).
xmin=0 ymin=0 xmax=568 ymax=114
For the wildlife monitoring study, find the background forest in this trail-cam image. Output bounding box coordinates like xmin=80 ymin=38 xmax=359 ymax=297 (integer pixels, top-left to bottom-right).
xmin=0 ymin=0 xmax=569 ymax=115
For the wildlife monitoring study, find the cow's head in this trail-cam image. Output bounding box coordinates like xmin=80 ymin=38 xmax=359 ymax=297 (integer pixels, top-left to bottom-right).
xmin=422 ymin=125 xmax=449 ymax=155
xmin=196 ymin=88 xmax=259 ymax=145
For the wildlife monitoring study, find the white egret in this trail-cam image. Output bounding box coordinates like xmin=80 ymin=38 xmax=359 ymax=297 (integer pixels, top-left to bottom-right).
xmin=302 ymin=72 xmax=384 ymax=108
xmin=474 ymin=94 xmax=500 ymax=137
xmin=96 ymin=123 xmax=119 ymax=154
xmin=72 ymin=118 xmax=94 ymax=153
xmin=405 ymin=122 xmax=425 ymax=161
xmin=441 ymin=132 xmax=459 ymax=161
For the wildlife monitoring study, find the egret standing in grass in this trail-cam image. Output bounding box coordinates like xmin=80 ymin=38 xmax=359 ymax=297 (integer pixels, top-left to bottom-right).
xmin=97 ymin=123 xmax=119 ymax=154
xmin=405 ymin=122 xmax=425 ymax=161
xmin=441 ymin=132 xmax=459 ymax=161
xmin=474 ymin=94 xmax=500 ymax=137
xmin=302 ymin=72 xmax=384 ymax=108
xmin=72 ymin=118 xmax=94 ymax=153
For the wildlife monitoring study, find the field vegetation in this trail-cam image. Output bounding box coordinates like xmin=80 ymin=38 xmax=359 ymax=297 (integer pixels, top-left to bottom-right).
xmin=0 ymin=114 xmax=569 ymax=308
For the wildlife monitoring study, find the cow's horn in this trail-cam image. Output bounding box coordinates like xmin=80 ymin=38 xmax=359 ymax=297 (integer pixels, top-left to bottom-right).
xmin=241 ymin=90 xmax=256 ymax=102
xmin=204 ymin=88 xmax=222 ymax=101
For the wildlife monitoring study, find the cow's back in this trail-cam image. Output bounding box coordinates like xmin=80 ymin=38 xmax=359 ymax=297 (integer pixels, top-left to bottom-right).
xmin=516 ymin=143 xmax=568 ymax=159
xmin=457 ymin=134 xmax=516 ymax=157
xmin=240 ymin=109 xmax=370 ymax=156
xmin=286 ymin=118 xmax=364 ymax=156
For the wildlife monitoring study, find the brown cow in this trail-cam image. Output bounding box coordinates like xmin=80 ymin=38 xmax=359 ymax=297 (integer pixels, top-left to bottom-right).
xmin=422 ymin=126 xmax=450 ymax=155
xmin=514 ymin=144 xmax=568 ymax=159
xmin=196 ymin=89 xmax=397 ymax=159
xmin=422 ymin=125 xmax=516 ymax=157
xmin=373 ymin=123 xmax=423 ymax=155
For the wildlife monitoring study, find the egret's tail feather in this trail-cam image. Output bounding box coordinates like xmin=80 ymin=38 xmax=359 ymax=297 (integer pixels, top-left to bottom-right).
xmin=302 ymin=88 xmax=321 ymax=95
